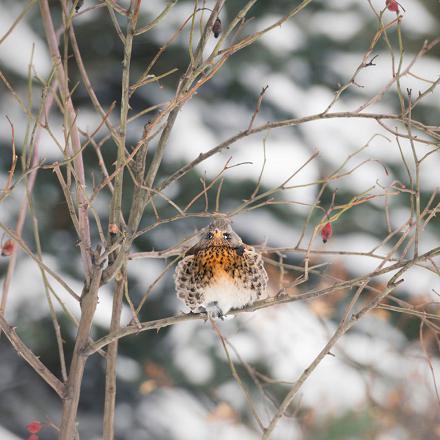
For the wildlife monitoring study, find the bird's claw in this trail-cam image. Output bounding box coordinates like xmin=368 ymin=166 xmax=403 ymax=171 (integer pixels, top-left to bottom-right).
xmin=204 ymin=302 xmax=225 ymax=320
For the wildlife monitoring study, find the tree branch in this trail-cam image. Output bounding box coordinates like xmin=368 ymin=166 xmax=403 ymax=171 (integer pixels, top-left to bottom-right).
xmin=0 ymin=315 xmax=65 ymax=398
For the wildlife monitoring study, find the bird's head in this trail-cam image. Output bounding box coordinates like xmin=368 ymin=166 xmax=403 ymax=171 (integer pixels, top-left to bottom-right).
xmin=198 ymin=218 xmax=243 ymax=249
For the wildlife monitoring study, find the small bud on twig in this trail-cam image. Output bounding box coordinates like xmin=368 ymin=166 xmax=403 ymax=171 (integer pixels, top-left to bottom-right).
xmin=213 ymin=18 xmax=222 ymax=38
xmin=109 ymin=223 xmax=120 ymax=236
xmin=73 ymin=0 xmax=84 ymax=12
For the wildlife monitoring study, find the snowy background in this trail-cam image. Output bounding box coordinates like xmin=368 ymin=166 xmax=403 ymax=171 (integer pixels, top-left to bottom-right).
xmin=0 ymin=0 xmax=439 ymax=439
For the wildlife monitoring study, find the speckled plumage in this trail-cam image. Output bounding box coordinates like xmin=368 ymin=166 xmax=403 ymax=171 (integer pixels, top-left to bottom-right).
xmin=174 ymin=218 xmax=268 ymax=319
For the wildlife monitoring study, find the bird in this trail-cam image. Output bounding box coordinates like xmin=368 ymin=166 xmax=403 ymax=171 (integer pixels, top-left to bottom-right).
xmin=174 ymin=218 xmax=268 ymax=319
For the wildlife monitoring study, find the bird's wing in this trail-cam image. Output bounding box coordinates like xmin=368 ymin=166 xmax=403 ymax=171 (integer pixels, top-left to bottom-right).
xmin=174 ymin=255 xmax=206 ymax=310
xmin=240 ymin=246 xmax=268 ymax=298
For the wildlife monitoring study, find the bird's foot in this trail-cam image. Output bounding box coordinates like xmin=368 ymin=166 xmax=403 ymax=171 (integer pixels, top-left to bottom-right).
xmin=178 ymin=309 xmax=198 ymax=316
xmin=204 ymin=302 xmax=225 ymax=321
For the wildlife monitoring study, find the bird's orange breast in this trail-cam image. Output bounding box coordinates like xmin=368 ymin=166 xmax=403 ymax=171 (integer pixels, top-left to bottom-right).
xmin=196 ymin=246 xmax=242 ymax=279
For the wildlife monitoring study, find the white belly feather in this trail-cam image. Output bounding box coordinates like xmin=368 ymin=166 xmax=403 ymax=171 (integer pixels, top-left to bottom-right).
xmin=202 ymin=276 xmax=258 ymax=315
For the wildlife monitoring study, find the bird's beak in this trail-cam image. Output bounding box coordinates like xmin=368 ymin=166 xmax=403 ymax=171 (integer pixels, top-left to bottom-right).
xmin=212 ymin=229 xmax=222 ymax=239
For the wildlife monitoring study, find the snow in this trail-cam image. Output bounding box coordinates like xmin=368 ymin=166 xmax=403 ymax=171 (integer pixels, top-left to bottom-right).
xmin=116 ymin=355 xmax=142 ymax=382
xmin=174 ymin=345 xmax=215 ymax=384
xmin=308 ymin=11 xmax=364 ymax=42
xmin=0 ymin=426 xmax=21 ymax=440
xmin=166 ymin=298 xmax=439 ymax=426
xmin=0 ymin=7 xmax=51 ymax=77
xmin=137 ymin=388 xmax=259 ymax=440
xmin=257 ymin=15 xmax=305 ymax=53
xmin=1 ymin=1 xmax=439 ymax=438
xmin=3 ymin=253 xmax=131 ymax=329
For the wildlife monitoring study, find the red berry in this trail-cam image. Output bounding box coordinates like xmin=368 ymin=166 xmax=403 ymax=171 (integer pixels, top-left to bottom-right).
xmin=28 ymin=435 xmax=39 ymax=440
xmin=1 ymin=239 xmax=14 ymax=257
xmin=386 ymin=0 xmax=399 ymax=12
xmin=321 ymin=222 xmax=333 ymax=243
xmin=26 ymin=421 xmax=42 ymax=434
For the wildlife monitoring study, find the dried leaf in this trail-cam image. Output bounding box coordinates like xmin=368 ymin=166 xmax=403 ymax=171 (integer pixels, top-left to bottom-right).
xmin=207 ymin=402 xmax=237 ymax=422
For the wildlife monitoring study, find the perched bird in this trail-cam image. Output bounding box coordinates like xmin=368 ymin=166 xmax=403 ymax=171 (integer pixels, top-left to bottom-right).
xmin=174 ymin=218 xmax=268 ymax=319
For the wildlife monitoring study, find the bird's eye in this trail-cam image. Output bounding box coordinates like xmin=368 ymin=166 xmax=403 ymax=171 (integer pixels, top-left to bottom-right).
xmin=207 ymin=232 xmax=214 ymax=239
xmin=223 ymin=232 xmax=231 ymax=240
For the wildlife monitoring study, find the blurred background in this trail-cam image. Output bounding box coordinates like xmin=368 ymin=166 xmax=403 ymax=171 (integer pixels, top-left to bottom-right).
xmin=1 ymin=0 xmax=440 ymax=439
